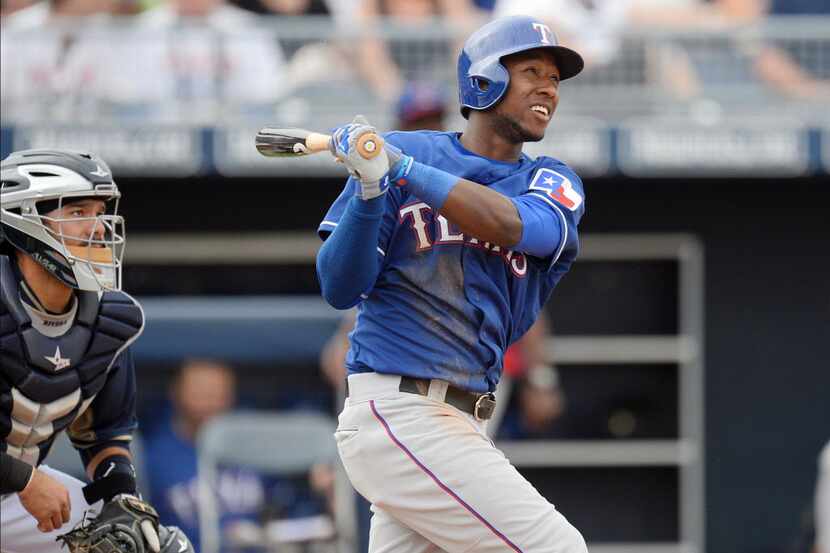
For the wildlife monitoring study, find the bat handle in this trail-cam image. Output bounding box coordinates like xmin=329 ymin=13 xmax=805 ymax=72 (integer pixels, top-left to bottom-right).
xmin=306 ymin=132 xmax=385 ymax=160
xmin=356 ymin=133 xmax=385 ymax=160
xmin=305 ymin=132 xmax=333 ymax=154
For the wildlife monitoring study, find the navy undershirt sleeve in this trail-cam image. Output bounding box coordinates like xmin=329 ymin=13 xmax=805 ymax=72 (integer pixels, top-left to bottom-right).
xmin=316 ymin=195 xmax=385 ymax=309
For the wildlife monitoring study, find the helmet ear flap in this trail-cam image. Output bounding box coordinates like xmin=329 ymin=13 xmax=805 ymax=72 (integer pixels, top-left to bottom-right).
xmin=472 ymin=77 xmax=491 ymax=93
xmin=467 ymin=60 xmax=510 ymax=111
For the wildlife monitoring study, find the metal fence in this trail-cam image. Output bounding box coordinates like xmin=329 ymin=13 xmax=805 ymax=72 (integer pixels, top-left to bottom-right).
xmin=2 ymin=16 xmax=828 ymax=128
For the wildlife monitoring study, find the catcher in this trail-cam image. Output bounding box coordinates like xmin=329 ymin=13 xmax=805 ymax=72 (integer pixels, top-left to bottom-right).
xmin=0 ymin=149 xmax=193 ymax=553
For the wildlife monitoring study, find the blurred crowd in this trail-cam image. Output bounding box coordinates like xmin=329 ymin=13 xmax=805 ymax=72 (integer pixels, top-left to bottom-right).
xmin=1 ymin=0 xmax=828 ymax=125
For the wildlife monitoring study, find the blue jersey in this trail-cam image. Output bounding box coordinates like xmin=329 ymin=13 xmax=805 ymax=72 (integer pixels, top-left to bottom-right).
xmin=318 ymin=131 xmax=585 ymax=393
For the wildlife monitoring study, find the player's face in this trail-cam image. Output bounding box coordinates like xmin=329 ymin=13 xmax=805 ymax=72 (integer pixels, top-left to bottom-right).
xmin=44 ymin=199 xmax=108 ymax=247
xmin=493 ymin=49 xmax=560 ymax=143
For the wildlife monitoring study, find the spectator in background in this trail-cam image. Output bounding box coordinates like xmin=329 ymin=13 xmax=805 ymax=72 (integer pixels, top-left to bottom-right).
xmin=144 ymin=358 xmax=334 ymax=552
xmin=637 ymin=0 xmax=830 ymax=101
xmin=0 ymin=0 xmax=120 ymax=122
xmin=231 ymin=0 xmax=329 ymax=16
xmin=0 ymin=0 xmax=116 ymax=28
xmin=395 ymin=81 xmax=448 ymax=131
xmin=495 ymin=314 xmax=565 ymax=440
xmin=282 ymin=1 xmax=476 ymax=116
xmin=349 ymin=0 xmax=478 ymax=103
xmin=747 ymin=0 xmax=830 ymax=100
xmin=109 ymin=0 xmax=288 ymax=121
xmin=0 ymin=0 xmax=36 ymax=16
xmin=143 ymin=359 xmax=247 ymax=552
xmin=260 ymin=0 xmax=327 ymax=15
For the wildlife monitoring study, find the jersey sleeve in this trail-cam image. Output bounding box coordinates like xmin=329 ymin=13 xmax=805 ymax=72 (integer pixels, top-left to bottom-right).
xmin=67 ymin=347 xmax=138 ymax=451
xmin=317 ymin=177 xmax=357 ymax=239
xmin=515 ymin=162 xmax=586 ymax=271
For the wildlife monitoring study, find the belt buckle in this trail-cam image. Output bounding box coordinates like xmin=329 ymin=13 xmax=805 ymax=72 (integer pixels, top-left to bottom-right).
xmin=473 ymin=392 xmax=497 ymax=421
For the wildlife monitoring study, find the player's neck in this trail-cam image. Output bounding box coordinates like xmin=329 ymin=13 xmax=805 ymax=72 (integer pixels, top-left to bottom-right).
xmin=460 ymin=116 xmax=524 ymax=162
xmin=16 ymin=251 xmax=74 ymax=314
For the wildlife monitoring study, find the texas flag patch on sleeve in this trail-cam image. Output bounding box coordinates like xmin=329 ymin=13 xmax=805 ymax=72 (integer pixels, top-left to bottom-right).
xmin=528 ymin=168 xmax=584 ymax=211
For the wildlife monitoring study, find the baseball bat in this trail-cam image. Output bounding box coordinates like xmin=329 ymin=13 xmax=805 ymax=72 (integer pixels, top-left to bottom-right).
xmin=255 ymin=127 xmax=384 ymax=160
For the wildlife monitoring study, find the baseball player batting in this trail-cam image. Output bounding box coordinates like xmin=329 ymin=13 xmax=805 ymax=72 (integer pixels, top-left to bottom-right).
xmin=0 ymin=150 xmax=193 ymax=553
xmin=316 ymin=15 xmax=588 ymax=553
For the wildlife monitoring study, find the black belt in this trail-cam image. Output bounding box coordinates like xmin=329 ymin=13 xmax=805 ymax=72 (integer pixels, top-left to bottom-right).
xmin=346 ymin=376 xmax=497 ymax=421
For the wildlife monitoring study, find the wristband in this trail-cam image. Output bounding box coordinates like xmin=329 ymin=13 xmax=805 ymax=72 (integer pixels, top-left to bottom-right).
xmin=84 ymin=454 xmax=137 ymax=503
xmin=391 ymin=159 xmax=458 ymax=211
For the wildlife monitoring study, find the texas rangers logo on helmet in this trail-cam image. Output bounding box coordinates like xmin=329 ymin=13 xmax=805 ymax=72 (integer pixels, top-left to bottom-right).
xmin=532 ymin=22 xmax=553 ymax=45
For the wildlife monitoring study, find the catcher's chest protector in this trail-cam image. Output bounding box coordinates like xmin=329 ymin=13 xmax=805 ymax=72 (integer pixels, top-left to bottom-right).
xmin=0 ymin=255 xmax=143 ymax=465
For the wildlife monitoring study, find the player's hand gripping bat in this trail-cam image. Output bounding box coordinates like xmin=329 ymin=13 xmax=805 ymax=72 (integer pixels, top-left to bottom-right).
xmin=255 ymin=127 xmax=384 ymax=160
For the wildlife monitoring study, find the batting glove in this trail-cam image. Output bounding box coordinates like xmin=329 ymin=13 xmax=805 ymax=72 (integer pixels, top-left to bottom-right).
xmin=331 ymin=116 xmax=402 ymax=200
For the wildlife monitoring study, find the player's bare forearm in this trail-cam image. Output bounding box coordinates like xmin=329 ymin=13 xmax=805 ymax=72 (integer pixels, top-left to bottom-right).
xmin=85 ymin=445 xmax=132 ymax=480
xmin=440 ymin=178 xmax=523 ymax=248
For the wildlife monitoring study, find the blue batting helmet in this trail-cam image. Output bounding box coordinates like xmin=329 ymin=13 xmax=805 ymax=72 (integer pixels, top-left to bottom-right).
xmin=458 ymin=15 xmax=584 ymax=118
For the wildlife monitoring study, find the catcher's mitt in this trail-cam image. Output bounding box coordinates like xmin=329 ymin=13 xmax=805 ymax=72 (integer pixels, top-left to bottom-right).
xmin=57 ymin=494 xmax=162 ymax=553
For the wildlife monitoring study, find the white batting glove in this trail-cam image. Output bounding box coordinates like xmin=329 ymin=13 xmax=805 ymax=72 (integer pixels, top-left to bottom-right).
xmin=331 ymin=115 xmax=391 ymax=200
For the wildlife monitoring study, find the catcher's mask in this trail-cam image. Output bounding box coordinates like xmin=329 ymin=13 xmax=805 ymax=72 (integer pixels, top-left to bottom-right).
xmin=1 ymin=149 xmax=125 ymax=292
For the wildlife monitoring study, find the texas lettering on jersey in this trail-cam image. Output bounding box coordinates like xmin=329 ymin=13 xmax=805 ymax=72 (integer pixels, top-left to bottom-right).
xmin=399 ymin=201 xmax=528 ymax=277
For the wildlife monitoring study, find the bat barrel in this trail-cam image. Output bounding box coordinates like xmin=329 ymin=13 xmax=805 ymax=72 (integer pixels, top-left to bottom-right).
xmin=255 ymin=127 xmax=384 ymax=160
xmin=255 ymin=128 xmax=315 ymax=157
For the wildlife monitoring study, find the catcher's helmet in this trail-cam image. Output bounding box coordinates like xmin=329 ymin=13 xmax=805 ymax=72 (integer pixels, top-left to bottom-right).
xmin=457 ymin=15 xmax=584 ymax=118
xmin=1 ymin=149 xmax=125 ymax=291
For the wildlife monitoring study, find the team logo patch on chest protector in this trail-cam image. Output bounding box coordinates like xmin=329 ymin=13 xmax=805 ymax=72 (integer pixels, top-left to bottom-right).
xmin=44 ymin=346 xmax=72 ymax=371
xmin=0 ymin=256 xmax=143 ymax=465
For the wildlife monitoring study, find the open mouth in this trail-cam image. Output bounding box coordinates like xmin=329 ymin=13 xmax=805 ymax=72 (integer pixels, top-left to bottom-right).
xmin=530 ymin=104 xmax=551 ymax=121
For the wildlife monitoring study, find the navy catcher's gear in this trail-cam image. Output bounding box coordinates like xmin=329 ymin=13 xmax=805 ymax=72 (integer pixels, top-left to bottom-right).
xmin=1 ymin=149 xmax=125 ymax=292
xmin=0 ymin=255 xmax=144 ymax=466
xmin=457 ymin=15 xmax=584 ymax=118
